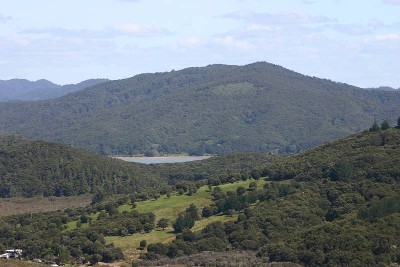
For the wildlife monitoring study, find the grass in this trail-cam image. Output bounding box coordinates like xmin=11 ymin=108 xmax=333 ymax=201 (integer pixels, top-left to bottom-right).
xmin=106 ymin=214 xmax=238 ymax=251
xmin=107 ymin=179 xmax=265 ymax=252
xmin=63 ymin=209 xmax=100 ymax=231
xmin=118 ymin=178 xmax=265 ymax=221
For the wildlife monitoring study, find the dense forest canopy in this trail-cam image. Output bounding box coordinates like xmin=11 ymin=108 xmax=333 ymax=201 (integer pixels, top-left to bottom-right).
xmin=0 ymin=62 xmax=399 ymax=155
xmin=0 ymin=134 xmax=274 ymax=198
xmin=0 ymin=134 xmax=166 ymax=198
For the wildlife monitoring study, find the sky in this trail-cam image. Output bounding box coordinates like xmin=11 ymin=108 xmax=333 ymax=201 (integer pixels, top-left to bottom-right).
xmin=0 ymin=0 xmax=399 ymax=88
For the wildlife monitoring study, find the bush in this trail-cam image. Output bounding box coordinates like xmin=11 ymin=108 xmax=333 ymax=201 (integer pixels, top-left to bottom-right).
xmin=139 ymin=240 xmax=147 ymax=249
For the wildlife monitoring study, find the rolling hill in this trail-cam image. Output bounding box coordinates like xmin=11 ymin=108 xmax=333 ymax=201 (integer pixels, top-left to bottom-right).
xmin=0 ymin=134 xmax=166 ymax=198
xmin=0 ymin=62 xmax=400 ymax=155
xmin=1 ymin=128 xmax=399 ymax=266
xmin=0 ymin=78 xmax=108 ymax=101
xmin=142 ymin=127 xmax=400 ymax=266
xmin=0 ymin=134 xmax=275 ymax=199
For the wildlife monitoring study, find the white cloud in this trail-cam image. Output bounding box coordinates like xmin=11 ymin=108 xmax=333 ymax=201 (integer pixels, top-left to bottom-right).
xmin=213 ymin=35 xmax=253 ymax=50
xmin=114 ymin=23 xmax=171 ymax=36
xmin=374 ymin=34 xmax=400 ymax=40
xmin=21 ymin=27 xmax=108 ymax=39
xmin=171 ymin=37 xmax=204 ymax=53
xmin=0 ymin=14 xmax=11 ymax=23
xmin=221 ymin=10 xmax=333 ymax=25
xmin=178 ymin=37 xmax=203 ymax=47
xmin=383 ymin=0 xmax=400 ymax=5
xmin=330 ymin=20 xmax=386 ymax=35
xmin=21 ymin=24 xmax=171 ymax=39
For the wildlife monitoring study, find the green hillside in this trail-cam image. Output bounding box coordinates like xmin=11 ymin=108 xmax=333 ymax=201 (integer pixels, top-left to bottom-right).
xmin=0 ymin=133 xmax=276 ymax=199
xmin=1 ymin=62 xmax=400 ymax=155
xmin=0 ymin=134 xmax=166 ymax=198
xmin=1 ymin=128 xmax=400 ymax=266
xmin=143 ymin=128 xmax=400 ymax=266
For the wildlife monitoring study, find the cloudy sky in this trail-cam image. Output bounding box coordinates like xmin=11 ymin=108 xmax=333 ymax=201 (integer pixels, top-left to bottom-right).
xmin=0 ymin=0 xmax=399 ymax=88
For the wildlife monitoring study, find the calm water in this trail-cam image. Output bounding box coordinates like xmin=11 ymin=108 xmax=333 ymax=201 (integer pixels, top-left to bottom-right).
xmin=114 ymin=156 xmax=211 ymax=164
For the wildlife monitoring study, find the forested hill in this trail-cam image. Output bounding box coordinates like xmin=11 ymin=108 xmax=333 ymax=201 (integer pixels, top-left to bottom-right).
xmin=0 ymin=79 xmax=59 ymax=101
xmin=1 ymin=62 xmax=400 ymax=155
xmin=0 ymin=78 xmax=108 ymax=101
xmin=144 ymin=128 xmax=400 ymax=267
xmin=259 ymin=127 xmax=400 ymax=183
xmin=0 ymin=135 xmax=166 ymax=198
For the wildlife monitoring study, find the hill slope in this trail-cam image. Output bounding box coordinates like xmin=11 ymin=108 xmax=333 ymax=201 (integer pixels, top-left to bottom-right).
xmin=1 ymin=129 xmax=400 ymax=266
xmin=0 ymin=78 xmax=108 ymax=101
xmin=0 ymin=135 xmax=165 ymax=198
xmin=144 ymin=128 xmax=400 ymax=266
xmin=0 ymin=62 xmax=400 ymax=154
xmin=0 ymin=79 xmax=59 ymax=101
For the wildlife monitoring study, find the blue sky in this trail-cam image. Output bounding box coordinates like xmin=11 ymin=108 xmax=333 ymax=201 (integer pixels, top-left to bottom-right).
xmin=0 ymin=0 xmax=399 ymax=88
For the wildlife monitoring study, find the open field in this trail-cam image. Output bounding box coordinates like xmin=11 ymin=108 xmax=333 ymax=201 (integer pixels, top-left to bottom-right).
xmin=118 ymin=179 xmax=265 ymax=221
xmin=0 ymin=195 xmax=92 ymax=217
xmin=106 ymin=214 xmax=238 ymax=251
xmin=106 ymin=179 xmax=265 ymax=254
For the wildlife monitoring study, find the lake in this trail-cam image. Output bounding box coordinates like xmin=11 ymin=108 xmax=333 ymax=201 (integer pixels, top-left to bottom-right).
xmin=114 ymin=156 xmax=211 ymax=164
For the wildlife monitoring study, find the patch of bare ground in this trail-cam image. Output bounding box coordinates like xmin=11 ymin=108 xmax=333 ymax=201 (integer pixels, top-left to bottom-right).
xmin=0 ymin=195 xmax=92 ymax=217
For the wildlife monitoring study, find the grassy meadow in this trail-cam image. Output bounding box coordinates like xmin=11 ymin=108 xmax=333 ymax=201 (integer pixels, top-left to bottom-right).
xmin=106 ymin=179 xmax=265 ymax=252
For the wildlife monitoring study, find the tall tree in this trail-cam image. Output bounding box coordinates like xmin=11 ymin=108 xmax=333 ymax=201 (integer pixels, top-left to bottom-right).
xmin=381 ymin=119 xmax=390 ymax=130
xmin=369 ymin=120 xmax=381 ymax=132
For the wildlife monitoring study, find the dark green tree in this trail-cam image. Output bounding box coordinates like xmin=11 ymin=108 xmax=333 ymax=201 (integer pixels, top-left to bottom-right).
xmin=397 ymin=116 xmax=400 ymax=128
xmin=381 ymin=119 xmax=390 ymax=130
xmin=91 ymin=191 xmax=105 ymax=204
xmin=369 ymin=120 xmax=381 ymax=132
xmin=57 ymin=246 xmax=71 ymax=265
xmin=143 ymin=223 xmax=154 ymax=233
xmin=236 ymin=186 xmax=246 ymax=195
xmin=330 ymin=160 xmax=354 ymax=181
xmin=186 ymin=203 xmax=200 ymax=220
xmin=173 ymin=213 xmax=195 ymax=233
xmin=187 ymin=184 xmax=197 ymax=196
xmin=139 ymin=240 xmax=147 ymax=249
xmin=202 ymin=206 xmax=213 ymax=218
xmin=157 ymin=218 xmax=169 ymax=230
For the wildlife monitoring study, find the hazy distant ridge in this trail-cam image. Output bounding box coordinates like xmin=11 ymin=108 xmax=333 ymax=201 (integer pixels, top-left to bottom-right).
xmin=365 ymin=86 xmax=399 ymax=91
xmin=0 ymin=78 xmax=108 ymax=101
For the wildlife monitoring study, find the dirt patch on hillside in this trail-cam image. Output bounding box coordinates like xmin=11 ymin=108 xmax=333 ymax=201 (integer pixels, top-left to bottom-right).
xmin=0 ymin=195 xmax=92 ymax=217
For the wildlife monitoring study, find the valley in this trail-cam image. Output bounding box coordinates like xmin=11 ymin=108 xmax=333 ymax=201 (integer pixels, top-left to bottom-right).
xmin=1 ymin=64 xmax=400 ymax=267
xmin=2 ymin=0 xmax=400 ymax=266
xmin=1 ymin=125 xmax=400 ymax=266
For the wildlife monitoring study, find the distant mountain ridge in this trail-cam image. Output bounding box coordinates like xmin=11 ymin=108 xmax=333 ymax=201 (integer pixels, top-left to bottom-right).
xmin=366 ymin=86 xmax=399 ymax=91
xmin=0 ymin=62 xmax=399 ymax=155
xmin=0 ymin=78 xmax=108 ymax=101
